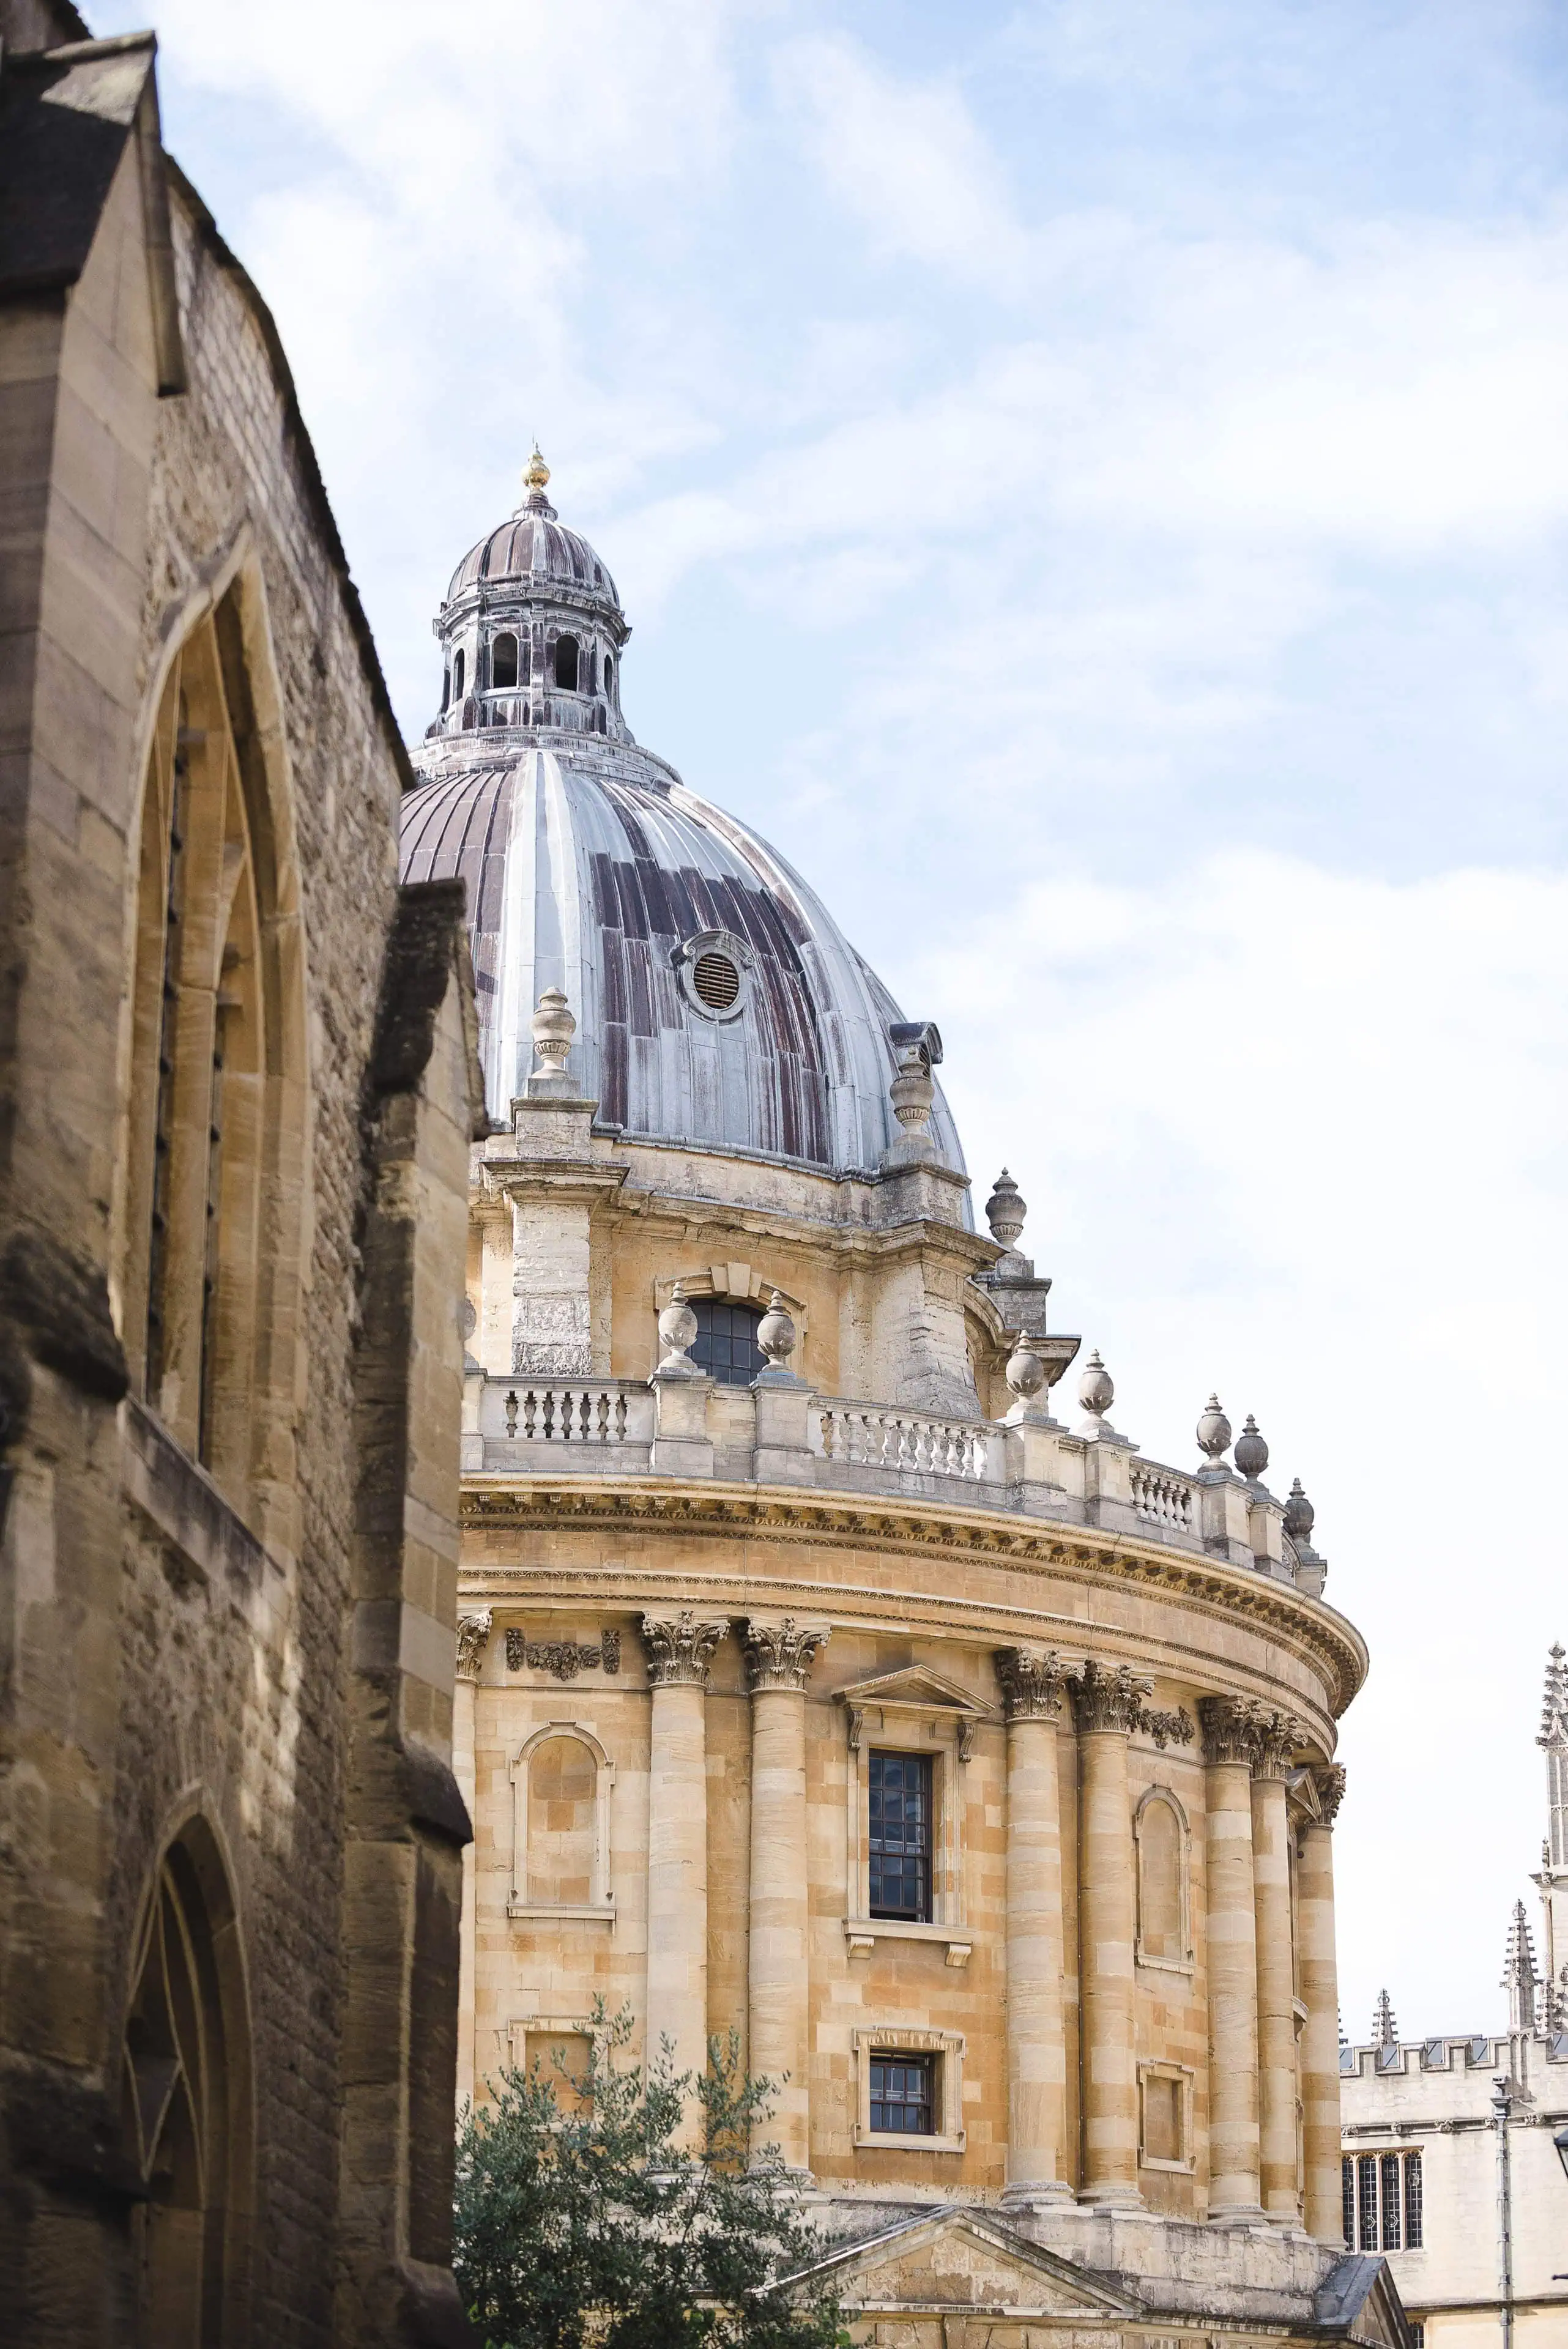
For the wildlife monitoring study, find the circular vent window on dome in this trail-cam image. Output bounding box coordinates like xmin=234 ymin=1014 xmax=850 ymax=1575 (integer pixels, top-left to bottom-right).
xmin=675 ymin=929 xmax=752 ymax=1022
xmin=693 ymin=951 xmax=740 ymax=1011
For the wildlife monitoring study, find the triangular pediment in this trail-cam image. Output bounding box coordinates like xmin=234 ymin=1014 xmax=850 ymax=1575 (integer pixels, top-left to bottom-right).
xmin=785 ymin=2208 xmax=1143 ymax=2320
xmin=836 ymin=1666 xmax=998 ymax=1721
xmin=1287 ymin=1765 xmax=1323 ymax=1825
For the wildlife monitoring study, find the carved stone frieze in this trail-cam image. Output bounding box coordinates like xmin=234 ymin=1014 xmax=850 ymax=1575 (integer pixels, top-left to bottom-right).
xmin=1312 ymin=1762 xmax=1347 ymax=1825
xmin=994 ymin=1646 xmax=1068 ymax=1721
xmin=503 ymin=1627 xmax=620 ymax=1679
xmin=743 ymin=1616 xmax=830 ymax=1693
xmin=641 ymin=1610 xmax=728 ymax=1688
xmin=456 ymin=1609 xmax=493 ymax=1681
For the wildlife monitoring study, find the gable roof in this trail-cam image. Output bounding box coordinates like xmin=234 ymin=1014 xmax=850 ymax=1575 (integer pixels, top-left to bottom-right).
xmin=782 ymin=2207 xmax=1143 ymax=2321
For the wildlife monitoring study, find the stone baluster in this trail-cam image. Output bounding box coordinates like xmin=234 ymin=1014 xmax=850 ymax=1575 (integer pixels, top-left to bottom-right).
xmin=1299 ymin=1764 xmax=1347 ymax=2242
xmin=1251 ymin=1709 xmax=1304 ymax=2221
xmin=743 ymin=1617 xmax=830 ymax=2177
xmin=454 ymin=1609 xmax=492 ymax=2111
xmin=1071 ymin=1660 xmax=1148 ymax=2208
xmin=995 ymin=1647 xmax=1074 ymax=2205
xmin=1200 ymin=1696 xmax=1265 ymax=2222
xmin=641 ymin=1611 xmax=728 ymax=2142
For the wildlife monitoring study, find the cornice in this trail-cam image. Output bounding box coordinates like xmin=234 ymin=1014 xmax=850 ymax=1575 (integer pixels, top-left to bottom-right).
xmin=460 ymin=1474 xmax=1367 ymax=1716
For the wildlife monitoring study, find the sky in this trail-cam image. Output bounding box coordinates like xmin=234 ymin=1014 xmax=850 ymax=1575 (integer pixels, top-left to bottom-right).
xmin=97 ymin=0 xmax=1568 ymax=2044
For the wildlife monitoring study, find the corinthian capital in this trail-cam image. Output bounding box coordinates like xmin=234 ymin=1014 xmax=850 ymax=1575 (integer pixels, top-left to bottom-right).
xmin=994 ymin=1646 xmax=1068 ymax=1721
xmin=1250 ymin=1707 xmax=1305 ymax=1781
xmin=1068 ymin=1658 xmax=1153 ymax=1736
xmin=743 ymin=1616 xmax=830 ymax=1693
xmin=641 ymin=1610 xmax=729 ymax=1688
xmin=1200 ymin=1694 xmax=1266 ymax=1767
xmin=1312 ymin=1762 xmax=1347 ymax=1825
xmin=456 ymin=1609 xmax=493 ymax=1682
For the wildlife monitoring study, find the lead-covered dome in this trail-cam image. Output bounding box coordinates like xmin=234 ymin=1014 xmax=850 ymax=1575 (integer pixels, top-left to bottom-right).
xmin=402 ymin=461 xmax=967 ymax=1187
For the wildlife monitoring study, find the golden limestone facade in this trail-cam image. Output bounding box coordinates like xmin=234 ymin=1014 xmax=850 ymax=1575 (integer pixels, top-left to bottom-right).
xmin=401 ymin=462 xmax=1411 ymax=2346
xmin=1 ymin=12 xmax=480 ymax=2343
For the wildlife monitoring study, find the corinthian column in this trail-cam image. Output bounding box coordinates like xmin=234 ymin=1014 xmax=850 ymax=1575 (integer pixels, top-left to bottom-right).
xmin=1071 ymin=1660 xmax=1147 ymax=2208
xmin=744 ymin=1617 xmax=829 ymax=2178
xmin=1299 ymin=1764 xmax=1347 ymax=2242
xmin=1200 ymin=1696 xmax=1265 ymax=2222
xmin=641 ymin=1611 xmax=728 ymax=2139
xmin=1250 ymin=1710 xmax=1303 ymax=2221
xmin=455 ymin=1610 xmax=491 ymax=2110
xmin=995 ymin=1648 xmax=1073 ymax=2205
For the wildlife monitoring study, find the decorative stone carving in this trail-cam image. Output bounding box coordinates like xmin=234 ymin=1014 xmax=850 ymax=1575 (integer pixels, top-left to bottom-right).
xmin=1284 ymin=1477 xmax=1315 ymax=1545
xmin=656 ymin=1283 xmax=700 ymax=1374
xmin=1200 ymin=1693 xmax=1262 ymax=1767
xmin=1196 ymin=1393 xmax=1232 ymax=1465
xmin=530 ymin=986 xmax=575 ymax=1080
xmin=994 ymin=1646 xmax=1068 ymax=1721
xmin=1005 ymin=1340 xmax=1046 ymax=1404
xmin=888 ymin=1038 xmax=935 ymax=1138
xmin=641 ymin=1610 xmax=728 ymax=1687
xmin=743 ymin=1616 xmax=830 ymax=1693
xmin=456 ymin=1609 xmax=493 ymax=1681
xmin=756 ymin=1290 xmax=797 ymax=1371
xmin=985 ymin=1169 xmax=1027 ymax=1247
xmin=1312 ymin=1762 xmax=1347 ymax=1825
xmin=1249 ymin=1707 xmax=1303 ymax=1780
xmin=1140 ymin=1704 xmax=1197 ymax=1751
xmin=1077 ymin=1348 xmax=1115 ymax=1430
xmin=1233 ymin=1413 xmax=1269 ymax=1481
xmin=503 ymin=1628 xmax=620 ymax=1679
xmin=1068 ymin=1659 xmax=1153 ymax=1736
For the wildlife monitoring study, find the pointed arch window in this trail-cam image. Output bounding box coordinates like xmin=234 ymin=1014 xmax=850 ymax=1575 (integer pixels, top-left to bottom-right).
xmin=491 ymin=632 xmax=519 ymax=691
xmin=554 ymin=634 xmax=579 ymax=691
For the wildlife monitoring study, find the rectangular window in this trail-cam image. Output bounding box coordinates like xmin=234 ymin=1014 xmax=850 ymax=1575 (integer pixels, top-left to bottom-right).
xmin=1403 ymin=2150 xmax=1422 ymax=2248
xmin=869 ymin=1751 xmax=932 ymax=1921
xmin=1357 ymin=2154 xmax=1378 ymax=2251
xmin=1380 ymin=2151 xmax=1402 ymax=2249
xmin=1142 ymin=2073 xmax=1183 ymax=2164
xmin=1342 ymin=2156 xmax=1355 ymax=2249
xmin=869 ymin=2054 xmax=933 ymax=2135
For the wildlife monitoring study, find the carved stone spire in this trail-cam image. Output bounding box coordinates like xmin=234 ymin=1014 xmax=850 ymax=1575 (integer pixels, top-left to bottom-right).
xmin=1372 ymin=1988 xmax=1398 ymax=2049
xmin=640 ymin=1610 xmax=729 ymax=1688
xmin=743 ymin=1617 xmax=829 ymax=1693
xmin=456 ymin=1608 xmax=493 ymax=1681
xmin=1540 ymin=1644 xmax=1568 ymax=1872
xmin=1504 ymin=1899 xmax=1540 ymax=2036
xmin=994 ymin=1646 xmax=1068 ymax=1721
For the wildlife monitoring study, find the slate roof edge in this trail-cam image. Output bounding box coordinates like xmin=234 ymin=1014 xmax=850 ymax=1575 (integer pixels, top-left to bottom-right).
xmin=162 ymin=154 xmax=418 ymax=797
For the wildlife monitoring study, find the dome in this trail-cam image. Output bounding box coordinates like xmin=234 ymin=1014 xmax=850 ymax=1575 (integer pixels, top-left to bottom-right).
xmin=399 ymin=735 xmax=967 ymax=1184
xmin=403 ymin=455 xmax=967 ymax=1189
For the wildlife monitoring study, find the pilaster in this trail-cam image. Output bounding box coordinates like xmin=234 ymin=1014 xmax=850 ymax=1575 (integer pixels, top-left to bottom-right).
xmin=1200 ymin=1696 xmax=1265 ymax=2222
xmin=1071 ymin=1660 xmax=1148 ymax=2209
xmin=1299 ymin=1764 xmax=1345 ymax=2243
xmin=743 ymin=1617 xmax=829 ymax=2175
xmin=995 ymin=1648 xmax=1073 ymax=2206
xmin=641 ymin=1611 xmax=727 ymax=2140
xmin=1250 ymin=1709 xmax=1302 ymax=2223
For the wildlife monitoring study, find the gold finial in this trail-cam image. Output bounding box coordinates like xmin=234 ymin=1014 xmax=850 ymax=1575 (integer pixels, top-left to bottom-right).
xmin=522 ymin=442 xmax=551 ymax=495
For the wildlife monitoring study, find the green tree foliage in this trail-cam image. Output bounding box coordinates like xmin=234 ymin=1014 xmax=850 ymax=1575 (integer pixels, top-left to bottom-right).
xmin=454 ymin=2003 xmax=847 ymax=2349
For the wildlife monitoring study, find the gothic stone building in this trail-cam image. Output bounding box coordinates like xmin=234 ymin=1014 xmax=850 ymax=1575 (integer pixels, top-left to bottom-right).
xmin=399 ymin=454 xmax=1413 ymax=2347
xmin=1 ymin=8 xmax=481 ymax=2342
xmin=1340 ymin=1647 xmax=1568 ymax=2348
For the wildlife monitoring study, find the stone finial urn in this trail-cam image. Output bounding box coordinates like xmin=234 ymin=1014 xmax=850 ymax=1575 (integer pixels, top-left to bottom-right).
xmin=656 ymin=1283 xmax=699 ymax=1371
xmin=986 ymin=1170 xmax=1027 ymax=1247
xmin=756 ymin=1290 xmax=797 ymax=1371
xmin=1005 ymin=1339 xmax=1046 ymax=1403
xmin=531 ymin=986 xmax=576 ymax=1079
xmin=888 ymin=1041 xmax=934 ymax=1135
xmin=1284 ymin=1476 xmax=1315 ymax=1546
xmin=1196 ymin=1392 xmax=1232 ymax=1464
xmin=1078 ymin=1348 xmax=1114 ymax=1422
xmin=1233 ymin=1412 xmax=1269 ymax=1481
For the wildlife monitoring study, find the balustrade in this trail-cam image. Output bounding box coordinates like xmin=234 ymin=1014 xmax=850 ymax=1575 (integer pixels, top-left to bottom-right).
xmin=479 ymin=1378 xmax=653 ymax=1450
xmin=812 ymin=1401 xmax=992 ymax=1482
xmin=1130 ymin=1464 xmax=1195 ymax=1534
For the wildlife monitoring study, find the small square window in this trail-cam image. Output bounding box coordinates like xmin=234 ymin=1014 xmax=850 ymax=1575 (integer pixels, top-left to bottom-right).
xmin=869 ymin=2054 xmax=934 ymax=2136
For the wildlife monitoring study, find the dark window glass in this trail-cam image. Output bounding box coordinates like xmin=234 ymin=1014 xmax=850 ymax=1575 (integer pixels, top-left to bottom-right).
xmin=1403 ymin=2150 xmax=1422 ymax=2247
xmin=869 ymin=2055 xmax=932 ymax=2135
xmin=440 ymin=666 xmax=450 ymax=712
xmin=1356 ymin=2154 xmax=1378 ymax=2251
xmin=453 ymin=648 xmax=465 ymax=698
xmin=492 ymin=632 xmax=519 ymax=689
xmin=1341 ymin=2156 xmax=1354 ymax=2249
xmin=555 ymin=634 xmax=579 ymax=689
xmin=604 ymin=655 xmax=614 ymax=696
xmin=1380 ymin=2151 xmax=1401 ymax=2249
xmin=689 ymin=1298 xmax=764 ymax=1387
xmin=869 ymin=1751 xmax=932 ymax=1921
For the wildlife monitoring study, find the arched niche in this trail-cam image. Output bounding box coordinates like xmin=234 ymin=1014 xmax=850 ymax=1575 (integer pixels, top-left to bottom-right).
xmin=507 ymin=1721 xmax=615 ymax=1925
xmin=121 ymin=1810 xmax=255 ymax=2345
xmin=1134 ymin=1784 xmax=1193 ymax=1972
